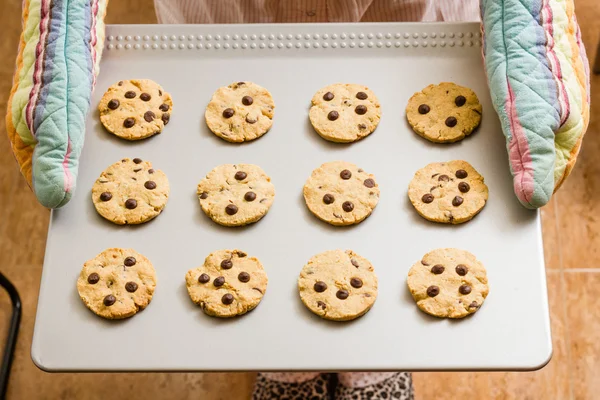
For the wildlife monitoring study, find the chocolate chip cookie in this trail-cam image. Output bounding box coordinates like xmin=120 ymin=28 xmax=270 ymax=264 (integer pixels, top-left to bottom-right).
xmin=185 ymin=249 xmax=268 ymax=318
xmin=407 ymin=248 xmax=489 ymax=318
xmin=298 ymin=250 xmax=378 ymax=321
xmin=92 ymin=158 xmax=170 ymax=225
xmin=406 ymin=82 xmax=482 ymax=143
xmin=408 ymin=160 xmax=488 ymax=224
xmin=309 ymin=83 xmax=381 ymax=143
xmin=303 ymin=161 xmax=379 ymax=226
xmin=205 ymin=81 xmax=275 ymax=143
xmin=77 ymin=248 xmax=157 ymax=319
xmin=98 ymin=79 xmax=173 ymax=140
xmin=197 ymin=164 xmax=275 ymax=226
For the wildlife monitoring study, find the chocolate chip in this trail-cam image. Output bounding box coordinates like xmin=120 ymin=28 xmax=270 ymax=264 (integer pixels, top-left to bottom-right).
xmin=199 ymin=191 xmax=208 ymax=199
xmin=455 ymin=169 xmax=468 ymax=179
xmin=133 ymin=158 xmax=142 ymax=164
xmin=222 ymin=293 xmax=234 ymax=305
xmin=118 ymin=81 xmax=123 ymax=86
xmin=158 ymin=90 xmax=162 ymax=96
xmin=214 ymin=276 xmax=225 ymax=287
xmin=336 ymin=290 xmax=349 ymax=300
xmin=455 ymin=264 xmax=468 ymax=276
xmin=222 ymin=108 xmax=235 ymax=118
xmin=144 ymin=111 xmax=155 ymax=122
xmin=133 ymin=168 xmax=142 ymax=173
xmin=427 ymin=286 xmax=439 ymax=297
xmin=237 ymin=82 xmax=245 ymax=86
xmin=198 ymin=273 xmax=210 ymax=283
xmin=124 ymin=257 xmax=136 ymax=267
xmin=323 ymin=92 xmax=334 ymax=101
xmin=327 ymin=111 xmax=339 ymax=121
xmin=144 ymin=181 xmax=156 ymax=190
xmin=244 ymin=191 xmax=256 ymax=202
xmin=107 ymin=99 xmax=120 ymax=110
xmin=125 ymin=281 xmax=138 ymax=293
xmin=100 ymin=192 xmax=112 ymax=202
xmin=458 ymin=182 xmax=470 ymax=193
xmin=221 ymin=260 xmax=233 ymax=269
xmin=418 ymin=104 xmax=430 ymax=114
xmin=363 ymin=179 xmax=375 ymax=188
xmin=431 ymin=264 xmax=445 ymax=274
xmin=459 ymin=284 xmax=472 ymax=295
xmin=342 ymin=201 xmax=354 ymax=212
xmin=438 ymin=175 xmax=450 ymax=182
xmin=103 ymin=295 xmax=116 ymax=306
xmin=356 ymin=91 xmax=368 ymax=100
xmin=225 ymin=204 xmax=238 ymax=215
xmin=238 ymin=272 xmax=250 ymax=283
xmin=235 ymin=171 xmax=247 ymax=180
xmin=245 ymin=116 xmax=257 ymax=124
xmin=87 ymin=273 xmax=100 ymax=284
xmin=125 ymin=199 xmax=137 ymax=209
xmin=323 ymin=194 xmax=334 ymax=204
xmin=340 ymin=169 xmax=352 ymax=180
xmin=452 ymin=196 xmax=464 ymax=207
xmin=355 ymin=105 xmax=367 ymax=115
xmin=351 ymin=259 xmax=360 ymax=268
xmin=148 ymin=169 xmax=155 ymax=174
xmin=159 ymin=103 xmax=169 ymax=112
xmin=455 ymin=95 xmax=467 ymax=107
xmin=445 ymin=116 xmax=457 ymax=127
xmin=124 ymin=91 xmax=136 ymax=98
xmin=140 ymin=93 xmax=151 ymax=101
xmin=422 ymin=193 xmax=434 ymax=203
xmin=242 ymin=96 xmax=253 ymax=106
xmin=236 ymin=251 xmax=247 ymax=257
xmin=161 ymin=113 xmax=170 ymax=125
xmin=317 ymin=301 xmax=327 ymax=310
xmin=350 ymin=277 xmax=363 ymax=288
xmin=469 ymin=301 xmax=479 ymax=309
xmin=358 ymin=123 xmax=367 ymax=130
xmin=314 ymin=281 xmax=327 ymax=292
xmin=123 ymin=118 xmax=135 ymax=128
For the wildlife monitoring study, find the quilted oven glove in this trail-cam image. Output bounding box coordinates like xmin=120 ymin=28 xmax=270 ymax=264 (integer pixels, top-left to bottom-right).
xmin=5 ymin=0 xmax=590 ymax=209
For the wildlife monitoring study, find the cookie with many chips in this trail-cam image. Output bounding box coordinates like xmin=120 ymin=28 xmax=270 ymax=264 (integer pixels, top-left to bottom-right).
xmin=298 ymin=250 xmax=378 ymax=321
xmin=185 ymin=249 xmax=268 ymax=318
xmin=77 ymin=248 xmax=157 ymax=319
xmin=407 ymin=248 xmax=489 ymax=318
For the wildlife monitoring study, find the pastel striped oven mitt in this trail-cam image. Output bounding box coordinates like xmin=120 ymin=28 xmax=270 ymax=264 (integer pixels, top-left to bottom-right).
xmin=5 ymin=0 xmax=108 ymax=208
xmin=481 ymin=0 xmax=590 ymax=209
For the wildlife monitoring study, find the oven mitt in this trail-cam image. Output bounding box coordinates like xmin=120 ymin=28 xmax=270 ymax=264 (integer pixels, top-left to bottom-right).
xmin=481 ymin=0 xmax=590 ymax=209
xmin=5 ymin=0 xmax=108 ymax=208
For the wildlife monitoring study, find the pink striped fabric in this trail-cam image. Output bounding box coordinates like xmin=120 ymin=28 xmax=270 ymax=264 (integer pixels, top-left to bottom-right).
xmin=154 ymin=0 xmax=480 ymax=24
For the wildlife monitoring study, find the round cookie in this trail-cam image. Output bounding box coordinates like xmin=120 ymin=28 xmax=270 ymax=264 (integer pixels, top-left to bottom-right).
xmin=185 ymin=249 xmax=268 ymax=318
xmin=303 ymin=161 xmax=380 ymax=226
xmin=92 ymin=158 xmax=170 ymax=225
xmin=406 ymin=82 xmax=482 ymax=143
xmin=205 ymin=81 xmax=275 ymax=143
xmin=298 ymin=250 xmax=378 ymax=321
xmin=309 ymin=83 xmax=381 ymax=143
xmin=197 ymin=164 xmax=275 ymax=227
xmin=408 ymin=160 xmax=488 ymax=224
xmin=407 ymin=248 xmax=489 ymax=319
xmin=77 ymin=248 xmax=157 ymax=319
xmin=98 ymin=79 xmax=173 ymax=140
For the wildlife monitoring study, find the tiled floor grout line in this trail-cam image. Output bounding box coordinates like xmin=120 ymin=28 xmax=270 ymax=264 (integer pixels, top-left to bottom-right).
xmin=552 ymin=195 xmax=575 ymax=400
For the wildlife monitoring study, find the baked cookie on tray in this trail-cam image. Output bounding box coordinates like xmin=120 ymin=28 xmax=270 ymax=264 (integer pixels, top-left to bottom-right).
xmin=309 ymin=83 xmax=381 ymax=143
xmin=98 ymin=79 xmax=173 ymax=140
xmin=303 ymin=161 xmax=379 ymax=226
xmin=408 ymin=160 xmax=488 ymax=224
xmin=406 ymin=82 xmax=482 ymax=143
xmin=298 ymin=250 xmax=378 ymax=321
xmin=92 ymin=158 xmax=170 ymax=225
xmin=407 ymin=248 xmax=489 ymax=319
xmin=77 ymin=248 xmax=157 ymax=319
xmin=205 ymin=81 xmax=275 ymax=143
xmin=185 ymin=249 xmax=268 ymax=318
xmin=197 ymin=164 xmax=275 ymax=226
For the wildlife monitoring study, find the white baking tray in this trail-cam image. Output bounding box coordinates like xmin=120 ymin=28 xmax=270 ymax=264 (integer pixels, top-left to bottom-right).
xmin=31 ymin=23 xmax=551 ymax=372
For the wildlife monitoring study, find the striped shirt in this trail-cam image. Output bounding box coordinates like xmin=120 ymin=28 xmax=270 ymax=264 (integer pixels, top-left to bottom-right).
xmin=154 ymin=0 xmax=481 ymax=24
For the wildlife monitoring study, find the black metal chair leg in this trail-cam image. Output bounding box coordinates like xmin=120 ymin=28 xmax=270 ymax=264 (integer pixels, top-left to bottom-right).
xmin=0 ymin=272 xmax=22 ymax=400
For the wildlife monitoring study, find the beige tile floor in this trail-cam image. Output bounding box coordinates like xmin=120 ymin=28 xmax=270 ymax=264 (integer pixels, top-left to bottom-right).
xmin=0 ymin=0 xmax=598 ymax=398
